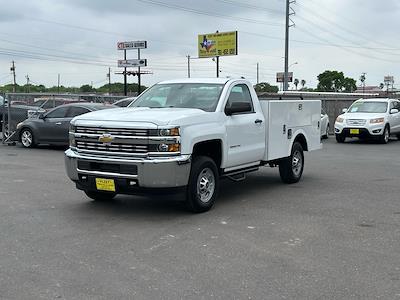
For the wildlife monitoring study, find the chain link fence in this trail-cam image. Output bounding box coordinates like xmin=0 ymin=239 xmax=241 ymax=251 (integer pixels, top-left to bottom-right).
xmin=1 ymin=93 xmax=125 ymax=144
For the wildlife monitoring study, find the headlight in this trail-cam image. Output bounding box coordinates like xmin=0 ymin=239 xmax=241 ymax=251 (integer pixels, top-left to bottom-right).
xmin=158 ymin=143 xmax=180 ymax=152
xmin=69 ymin=135 xmax=76 ymax=147
xmin=69 ymin=123 xmax=76 ymax=133
xmin=159 ymin=127 xmax=179 ymax=136
xmin=370 ymin=118 xmax=384 ymax=124
xmin=336 ymin=117 xmax=344 ymax=123
xmin=16 ymin=122 xmax=23 ymax=129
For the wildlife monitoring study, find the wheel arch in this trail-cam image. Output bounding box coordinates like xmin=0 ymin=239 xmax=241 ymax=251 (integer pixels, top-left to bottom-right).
xmin=192 ymin=139 xmax=223 ymax=172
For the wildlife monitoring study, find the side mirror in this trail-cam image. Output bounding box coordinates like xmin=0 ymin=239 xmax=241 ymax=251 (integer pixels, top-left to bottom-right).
xmin=342 ymin=108 xmax=348 ymax=113
xmin=390 ymin=108 xmax=399 ymax=114
xmin=225 ymin=102 xmax=252 ymax=116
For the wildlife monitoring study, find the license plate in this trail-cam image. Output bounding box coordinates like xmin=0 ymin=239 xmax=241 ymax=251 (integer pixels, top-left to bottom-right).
xmin=350 ymin=129 xmax=359 ymax=135
xmin=95 ymin=178 xmax=116 ymax=192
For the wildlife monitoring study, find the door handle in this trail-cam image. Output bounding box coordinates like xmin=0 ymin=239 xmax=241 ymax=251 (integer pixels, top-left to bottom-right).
xmin=55 ymin=122 xmax=62 ymax=125
xmin=255 ymin=119 xmax=263 ymax=124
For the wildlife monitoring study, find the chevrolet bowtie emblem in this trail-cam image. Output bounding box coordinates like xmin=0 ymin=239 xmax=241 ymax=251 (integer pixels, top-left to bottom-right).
xmin=98 ymin=133 xmax=114 ymax=144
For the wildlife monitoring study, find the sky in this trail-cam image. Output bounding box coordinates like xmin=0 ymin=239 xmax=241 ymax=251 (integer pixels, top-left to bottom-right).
xmin=0 ymin=0 xmax=399 ymax=90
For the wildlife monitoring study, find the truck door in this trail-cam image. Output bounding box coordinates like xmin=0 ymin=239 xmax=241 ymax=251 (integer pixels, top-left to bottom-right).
xmin=224 ymin=84 xmax=265 ymax=168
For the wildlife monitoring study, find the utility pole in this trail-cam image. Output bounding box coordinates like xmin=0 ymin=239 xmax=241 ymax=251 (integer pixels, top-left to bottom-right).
xmin=25 ymin=74 xmax=30 ymax=93
xmin=124 ymin=49 xmax=127 ymax=96
xmin=107 ymin=67 xmax=111 ymax=94
xmin=138 ymin=48 xmax=141 ymax=95
xmin=216 ymin=56 xmax=220 ymax=78
xmin=284 ymin=0 xmax=295 ymax=91
xmin=187 ymin=55 xmax=191 ymax=78
xmin=10 ymin=61 xmax=16 ymax=93
xmin=57 ymin=73 xmax=60 ymax=94
xmin=256 ymin=63 xmax=259 ymax=84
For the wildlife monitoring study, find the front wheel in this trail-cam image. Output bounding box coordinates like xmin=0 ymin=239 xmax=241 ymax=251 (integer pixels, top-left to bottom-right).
xmin=378 ymin=126 xmax=390 ymax=144
xmin=20 ymin=128 xmax=35 ymax=148
xmin=323 ymin=125 xmax=330 ymax=139
xmin=84 ymin=190 xmax=116 ymax=201
xmin=335 ymin=134 xmax=346 ymax=143
xmin=279 ymin=142 xmax=304 ymax=184
xmin=186 ymin=156 xmax=219 ymax=213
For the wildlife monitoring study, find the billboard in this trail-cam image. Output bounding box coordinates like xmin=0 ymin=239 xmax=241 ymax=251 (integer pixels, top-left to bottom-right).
xmin=198 ymin=31 xmax=238 ymax=58
xmin=276 ymin=72 xmax=293 ymax=83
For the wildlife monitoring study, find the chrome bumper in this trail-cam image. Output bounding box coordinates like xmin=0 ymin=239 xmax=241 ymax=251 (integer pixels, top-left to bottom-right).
xmin=64 ymin=149 xmax=191 ymax=188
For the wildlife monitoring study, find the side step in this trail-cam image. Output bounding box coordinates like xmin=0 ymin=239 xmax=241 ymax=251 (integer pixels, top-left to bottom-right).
xmin=222 ymin=166 xmax=259 ymax=182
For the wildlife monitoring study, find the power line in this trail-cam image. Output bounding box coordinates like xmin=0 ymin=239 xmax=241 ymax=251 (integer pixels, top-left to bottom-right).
xmin=296 ymin=26 xmax=400 ymax=64
xmin=135 ymin=0 xmax=284 ymax=26
xmin=296 ymin=14 xmax=400 ymax=57
xmin=214 ymin=0 xmax=284 ymax=15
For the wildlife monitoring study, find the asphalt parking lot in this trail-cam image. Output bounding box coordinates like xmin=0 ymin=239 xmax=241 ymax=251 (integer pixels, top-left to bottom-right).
xmin=1 ymin=137 xmax=400 ymax=300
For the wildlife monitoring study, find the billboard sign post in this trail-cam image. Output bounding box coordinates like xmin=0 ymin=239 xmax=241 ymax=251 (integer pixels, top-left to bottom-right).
xmin=277 ymin=72 xmax=293 ymax=83
xmin=117 ymin=41 xmax=148 ymax=95
xmin=197 ymin=31 xmax=238 ymax=78
xmin=117 ymin=41 xmax=147 ymax=50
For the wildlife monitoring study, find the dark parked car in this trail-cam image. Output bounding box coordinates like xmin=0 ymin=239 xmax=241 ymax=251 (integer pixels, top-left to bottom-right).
xmin=114 ymin=97 xmax=136 ymax=107
xmin=15 ymin=102 xmax=115 ymax=148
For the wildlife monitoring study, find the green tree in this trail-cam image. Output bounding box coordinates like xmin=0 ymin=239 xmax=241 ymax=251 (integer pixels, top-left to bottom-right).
xmin=79 ymin=84 xmax=95 ymax=93
xmin=294 ymin=78 xmax=299 ymax=90
xmin=300 ymin=79 xmax=306 ymax=89
xmin=317 ymin=70 xmax=357 ymax=92
xmin=254 ymin=82 xmax=279 ymax=93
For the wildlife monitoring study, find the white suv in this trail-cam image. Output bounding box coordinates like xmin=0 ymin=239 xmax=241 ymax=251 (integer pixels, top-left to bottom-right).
xmin=334 ymin=98 xmax=400 ymax=144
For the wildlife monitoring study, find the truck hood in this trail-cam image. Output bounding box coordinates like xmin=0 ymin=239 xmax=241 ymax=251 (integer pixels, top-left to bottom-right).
xmin=73 ymin=107 xmax=210 ymax=126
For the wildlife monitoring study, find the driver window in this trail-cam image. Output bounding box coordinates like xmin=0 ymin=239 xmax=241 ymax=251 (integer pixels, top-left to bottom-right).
xmin=225 ymin=84 xmax=254 ymax=113
xmin=46 ymin=106 xmax=69 ymax=118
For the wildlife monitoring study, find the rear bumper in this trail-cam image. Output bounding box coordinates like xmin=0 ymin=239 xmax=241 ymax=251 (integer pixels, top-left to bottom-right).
xmin=64 ymin=149 xmax=191 ymax=189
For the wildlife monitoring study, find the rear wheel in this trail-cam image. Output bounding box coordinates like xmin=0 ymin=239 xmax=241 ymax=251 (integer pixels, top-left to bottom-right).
xmin=378 ymin=126 xmax=390 ymax=144
xmin=279 ymin=142 xmax=304 ymax=184
xmin=84 ymin=190 xmax=116 ymax=201
xmin=335 ymin=134 xmax=345 ymax=143
xmin=186 ymin=156 xmax=219 ymax=213
xmin=20 ymin=128 xmax=35 ymax=148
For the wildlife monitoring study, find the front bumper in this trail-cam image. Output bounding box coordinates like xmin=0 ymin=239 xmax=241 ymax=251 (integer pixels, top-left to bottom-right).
xmin=334 ymin=123 xmax=385 ymax=137
xmin=64 ymin=149 xmax=191 ymax=189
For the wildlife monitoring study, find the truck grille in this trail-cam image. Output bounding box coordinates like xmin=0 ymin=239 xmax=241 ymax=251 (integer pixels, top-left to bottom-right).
xmin=76 ymin=141 xmax=149 ymax=154
xmin=346 ymin=119 xmax=366 ymax=126
xmin=76 ymin=126 xmax=148 ymax=137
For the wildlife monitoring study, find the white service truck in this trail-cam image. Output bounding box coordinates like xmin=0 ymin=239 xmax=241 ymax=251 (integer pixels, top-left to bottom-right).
xmin=65 ymin=78 xmax=321 ymax=212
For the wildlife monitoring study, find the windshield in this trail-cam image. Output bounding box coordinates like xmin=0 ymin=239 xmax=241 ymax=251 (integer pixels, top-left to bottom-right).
xmin=130 ymin=83 xmax=224 ymax=112
xmin=348 ymin=101 xmax=388 ymax=113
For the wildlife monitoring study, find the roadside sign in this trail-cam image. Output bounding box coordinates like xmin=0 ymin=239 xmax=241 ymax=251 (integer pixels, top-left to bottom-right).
xmin=117 ymin=41 xmax=147 ymax=50
xmin=118 ymin=59 xmax=147 ymax=68
xmin=276 ymin=72 xmax=293 ymax=83
xmin=384 ymin=76 xmax=394 ymax=84
xmin=198 ymin=31 xmax=238 ymax=58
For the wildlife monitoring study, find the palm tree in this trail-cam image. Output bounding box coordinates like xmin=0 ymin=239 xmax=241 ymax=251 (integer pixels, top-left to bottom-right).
xmin=301 ymin=79 xmax=306 ymax=89
xmin=294 ymin=78 xmax=299 ymax=90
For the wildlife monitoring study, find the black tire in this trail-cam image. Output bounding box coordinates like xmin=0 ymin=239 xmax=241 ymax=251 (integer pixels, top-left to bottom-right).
xmin=324 ymin=125 xmax=330 ymax=139
xmin=84 ymin=190 xmax=116 ymax=201
xmin=186 ymin=156 xmax=219 ymax=213
xmin=335 ymin=134 xmax=346 ymax=143
xmin=378 ymin=125 xmax=390 ymax=144
xmin=20 ymin=128 xmax=35 ymax=148
xmin=279 ymin=142 xmax=304 ymax=184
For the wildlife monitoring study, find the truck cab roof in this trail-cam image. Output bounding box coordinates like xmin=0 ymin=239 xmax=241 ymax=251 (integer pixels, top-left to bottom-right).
xmin=158 ymin=78 xmax=243 ymax=85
